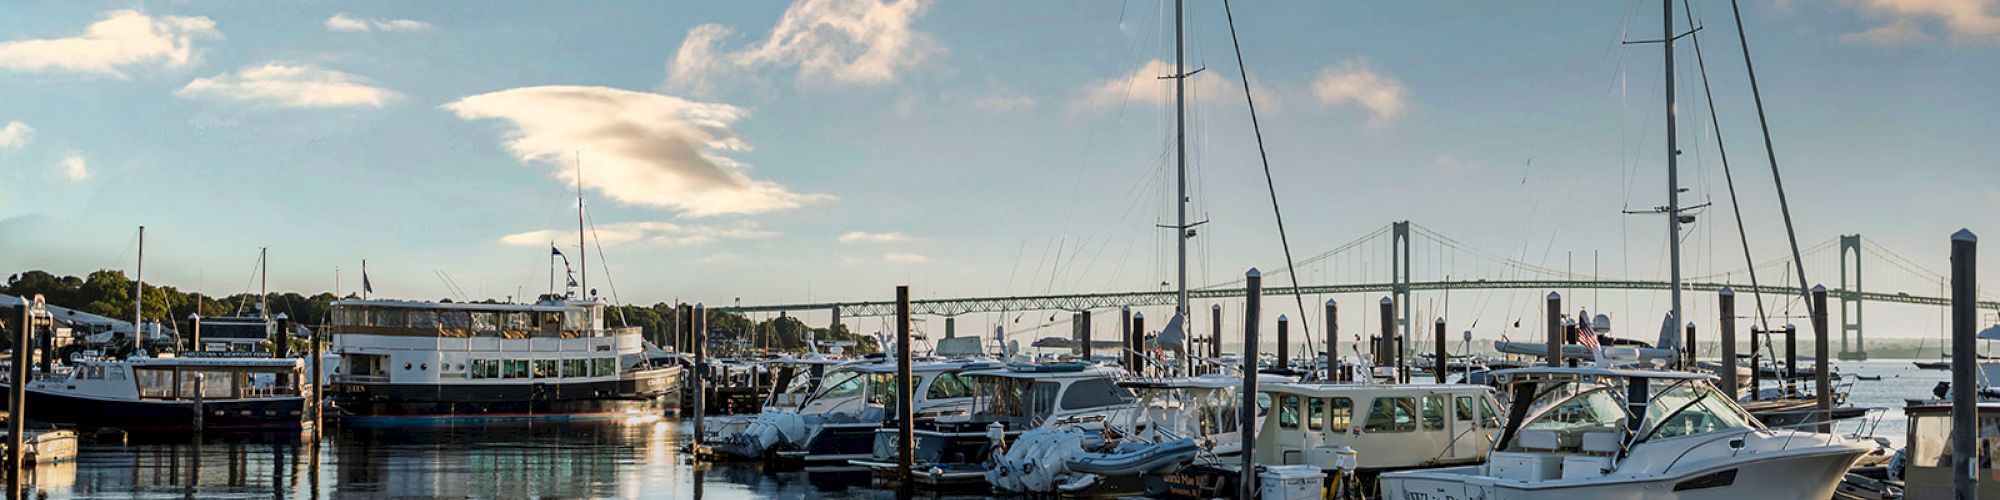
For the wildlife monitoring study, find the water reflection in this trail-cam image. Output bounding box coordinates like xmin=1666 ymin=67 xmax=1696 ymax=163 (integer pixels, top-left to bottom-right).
xmin=12 ymin=419 xmax=979 ymax=499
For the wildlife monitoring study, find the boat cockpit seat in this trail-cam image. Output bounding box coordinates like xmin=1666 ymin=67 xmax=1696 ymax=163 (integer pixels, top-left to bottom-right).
xmin=1580 ymin=431 xmax=1623 ymax=455
xmin=1516 ymin=430 xmax=1561 ymax=452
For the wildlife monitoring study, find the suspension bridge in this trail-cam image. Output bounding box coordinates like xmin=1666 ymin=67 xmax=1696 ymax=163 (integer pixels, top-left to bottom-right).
xmin=739 ymin=221 xmax=1998 ymax=360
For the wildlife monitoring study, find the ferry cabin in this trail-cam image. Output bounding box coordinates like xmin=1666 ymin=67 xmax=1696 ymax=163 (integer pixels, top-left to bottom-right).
xmin=328 ymin=299 xmax=675 ymax=421
xmin=1256 ymin=383 xmax=1503 ymax=470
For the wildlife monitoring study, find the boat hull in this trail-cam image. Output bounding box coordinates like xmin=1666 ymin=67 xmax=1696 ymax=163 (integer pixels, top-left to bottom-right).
xmin=1382 ymin=446 xmax=1866 ymax=500
xmin=1 ymin=384 xmax=307 ymax=431
xmin=330 ymin=369 xmax=675 ymax=425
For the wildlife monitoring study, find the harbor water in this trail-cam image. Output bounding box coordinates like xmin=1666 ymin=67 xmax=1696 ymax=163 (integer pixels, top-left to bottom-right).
xmin=6 ymin=359 xmax=1950 ymax=498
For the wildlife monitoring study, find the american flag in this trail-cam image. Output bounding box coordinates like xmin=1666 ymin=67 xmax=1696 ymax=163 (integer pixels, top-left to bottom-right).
xmin=1576 ymin=320 xmax=1601 ymax=358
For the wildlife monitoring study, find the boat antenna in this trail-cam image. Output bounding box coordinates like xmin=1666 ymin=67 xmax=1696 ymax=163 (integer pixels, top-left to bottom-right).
xmin=576 ymin=150 xmax=587 ymax=300
xmin=1222 ymin=0 xmax=1315 ymax=364
xmin=135 ymin=226 xmax=145 ymax=341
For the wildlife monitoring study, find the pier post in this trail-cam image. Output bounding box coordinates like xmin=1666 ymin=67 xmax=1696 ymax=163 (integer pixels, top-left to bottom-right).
xmin=1078 ymin=312 xmax=1091 ymax=362
xmin=8 ymin=303 xmax=31 ymax=470
xmin=1325 ymin=300 xmax=1338 ymax=382
xmin=1211 ymin=304 xmax=1222 ymax=360
xmin=310 ymin=324 xmax=322 ymax=442
xmin=193 ymin=372 xmax=206 ymax=432
xmin=188 ymin=313 xmax=202 ymax=352
xmin=1784 ymin=324 xmax=1798 ymax=396
xmin=692 ymin=304 xmax=707 ymax=448
xmin=1132 ymin=313 xmax=1147 ymax=376
xmin=1071 ymin=312 xmax=1084 ymax=358
xmin=1121 ymin=307 xmax=1133 ymax=371
xmin=945 ymin=316 xmax=955 ymax=340
xmin=1240 ymin=269 xmax=1262 ymax=500
xmin=1683 ymin=323 xmax=1695 ymax=370
xmin=895 ymin=286 xmax=914 ymax=483
xmin=1749 ymin=326 xmax=1764 ymax=400
xmin=1719 ymin=288 xmax=1738 ymax=400
xmin=1377 ymin=297 xmax=1394 ymax=369
xmin=1434 ymin=318 xmax=1448 ymax=383
xmin=275 ymin=313 xmax=292 ymax=360
xmin=1276 ymin=315 xmax=1289 ymax=372
xmin=1545 ymin=292 xmax=1562 ymax=368
xmin=1812 ymin=285 xmax=1831 ymax=434
xmin=1950 ymin=229 xmax=1977 ymax=500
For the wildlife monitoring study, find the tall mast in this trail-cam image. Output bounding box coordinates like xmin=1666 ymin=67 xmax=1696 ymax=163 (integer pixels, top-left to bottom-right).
xmin=1173 ymin=0 xmax=1189 ymax=349
xmin=577 ymin=153 xmax=587 ymax=300
xmin=260 ymin=247 xmax=270 ymax=320
xmin=134 ymin=226 xmax=144 ymax=337
xmin=1664 ymin=0 xmax=1684 ymax=350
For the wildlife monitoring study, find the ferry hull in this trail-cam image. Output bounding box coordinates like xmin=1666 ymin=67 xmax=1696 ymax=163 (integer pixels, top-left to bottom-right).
xmin=330 ymin=370 xmax=675 ymax=425
xmin=0 ymin=384 xmax=307 ymax=431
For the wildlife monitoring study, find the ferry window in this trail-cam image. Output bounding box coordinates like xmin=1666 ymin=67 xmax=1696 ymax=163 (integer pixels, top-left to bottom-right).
xmin=1277 ymin=394 xmax=1301 ymax=429
xmin=533 ymin=360 xmax=558 ymax=378
xmin=180 ymin=370 xmax=234 ymax=399
xmin=375 ymin=309 xmax=406 ymax=328
xmin=409 ymin=310 xmax=438 ymax=328
xmin=503 ymin=360 xmax=530 ymax=379
xmin=1060 ymin=377 xmax=1135 ymax=410
xmin=1364 ymin=397 xmax=1418 ymax=432
xmin=440 ymin=311 xmax=470 ymax=331
xmin=1422 ymin=395 xmax=1446 ymax=430
xmin=471 ymin=312 xmax=499 ymax=333
xmin=564 ymin=359 xmax=587 ymax=378
xmin=137 ymin=369 xmax=175 ymax=398
xmin=927 ymin=373 xmax=971 ymax=400
xmin=1308 ymin=397 xmax=1325 ymax=430
xmin=1479 ymin=397 xmax=1502 ymax=428
xmin=1327 ymin=398 xmax=1353 ymax=432
xmin=506 ymin=312 xmax=532 ymax=331
xmin=469 ymin=360 xmax=486 ymax=379
xmin=593 ymin=358 xmax=615 ymax=377
xmin=1456 ymin=396 xmax=1476 ymax=421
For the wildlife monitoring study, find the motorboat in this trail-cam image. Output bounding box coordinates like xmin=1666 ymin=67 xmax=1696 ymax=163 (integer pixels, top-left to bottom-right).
xmin=716 ymin=358 xmax=996 ymax=466
xmin=852 ymin=361 xmax=1135 ymax=487
xmin=1380 ymin=367 xmax=1873 ymax=500
xmin=1252 ymin=382 xmax=1504 ymax=470
xmin=694 ymin=353 xmax=853 ymax=453
xmin=1896 ymin=401 xmax=2000 ymax=499
xmin=2 ymin=355 xmax=310 ymax=431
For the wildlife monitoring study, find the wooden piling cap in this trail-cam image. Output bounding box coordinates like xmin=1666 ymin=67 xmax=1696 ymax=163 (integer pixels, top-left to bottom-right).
xmin=1953 ymin=228 xmax=1977 ymax=242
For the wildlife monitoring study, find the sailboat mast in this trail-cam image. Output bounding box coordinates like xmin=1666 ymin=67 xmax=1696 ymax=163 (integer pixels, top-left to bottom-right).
xmin=1664 ymin=0 xmax=1684 ymax=350
xmin=134 ymin=226 xmax=145 ymax=339
xmin=1173 ymin=0 xmax=1189 ymax=351
xmin=260 ymin=247 xmax=269 ymax=319
xmin=577 ymin=154 xmax=587 ymax=300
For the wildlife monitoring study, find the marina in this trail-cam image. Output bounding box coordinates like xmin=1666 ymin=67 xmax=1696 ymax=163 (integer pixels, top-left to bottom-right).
xmin=1 ymin=0 xmax=1995 ymax=498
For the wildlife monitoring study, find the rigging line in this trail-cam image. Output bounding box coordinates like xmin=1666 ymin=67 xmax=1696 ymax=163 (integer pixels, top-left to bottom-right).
xmin=1221 ymin=0 xmax=1315 ymax=350
xmin=1728 ymin=0 xmax=1816 ymax=327
xmin=583 ymin=207 xmax=628 ymax=327
xmin=1682 ymin=0 xmax=1770 ymax=328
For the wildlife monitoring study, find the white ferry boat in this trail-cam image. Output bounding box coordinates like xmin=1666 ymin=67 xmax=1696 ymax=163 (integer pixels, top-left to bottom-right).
xmin=326 ymin=298 xmax=678 ymax=424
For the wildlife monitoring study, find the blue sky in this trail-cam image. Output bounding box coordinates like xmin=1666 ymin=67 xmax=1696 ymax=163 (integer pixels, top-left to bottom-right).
xmin=1 ymin=1 xmax=1994 ymax=344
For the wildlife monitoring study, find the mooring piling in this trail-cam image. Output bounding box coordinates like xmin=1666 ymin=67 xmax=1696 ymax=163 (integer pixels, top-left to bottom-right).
xmin=1720 ymin=288 xmax=1739 ymax=399
xmin=1545 ymin=292 xmax=1562 ymax=368
xmin=895 ymin=285 xmax=914 ymax=484
xmin=1324 ymin=299 xmax=1338 ymax=382
xmin=1434 ymin=317 xmax=1447 ymax=383
xmin=1239 ymin=268 xmax=1262 ymax=500
xmin=1950 ymin=229 xmax=1978 ymax=500
xmin=1812 ymin=284 xmax=1831 ymax=434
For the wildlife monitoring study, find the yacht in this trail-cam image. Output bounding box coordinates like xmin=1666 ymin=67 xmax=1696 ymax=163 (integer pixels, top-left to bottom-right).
xmin=710 ymin=358 xmax=996 ymax=466
xmin=326 ymin=298 xmax=678 ymax=424
xmin=3 ymin=355 xmax=309 ymax=431
xmin=1004 ymin=371 xmax=1293 ymax=496
xmin=852 ymin=362 xmax=1135 ymax=487
xmin=695 ymin=353 xmax=854 ymax=451
xmin=1252 ymin=382 xmax=1503 ymax=470
xmin=1380 ymin=367 xmax=1873 ymax=500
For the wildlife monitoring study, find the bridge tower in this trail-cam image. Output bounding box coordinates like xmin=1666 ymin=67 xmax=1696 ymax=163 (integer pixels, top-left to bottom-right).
xmin=1837 ymin=234 xmax=1867 ymax=360
xmin=1391 ymin=221 xmax=1412 ymax=362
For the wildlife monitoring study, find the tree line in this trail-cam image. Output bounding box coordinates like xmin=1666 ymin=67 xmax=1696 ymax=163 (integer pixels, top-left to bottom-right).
xmin=2 ymin=269 xmax=876 ymax=354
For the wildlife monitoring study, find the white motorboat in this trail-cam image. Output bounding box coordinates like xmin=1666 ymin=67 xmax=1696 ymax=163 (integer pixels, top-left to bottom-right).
xmin=1253 ymin=382 xmax=1504 ymax=470
xmin=721 ymin=359 xmax=996 ymax=465
xmin=853 ymin=361 xmax=1135 ymax=486
xmin=694 ymin=353 xmax=854 ymax=453
xmin=1380 ymin=367 xmax=1872 ymax=500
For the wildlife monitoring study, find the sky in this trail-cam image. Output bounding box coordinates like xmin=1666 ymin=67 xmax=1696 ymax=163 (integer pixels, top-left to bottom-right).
xmin=0 ymin=0 xmax=1995 ymax=347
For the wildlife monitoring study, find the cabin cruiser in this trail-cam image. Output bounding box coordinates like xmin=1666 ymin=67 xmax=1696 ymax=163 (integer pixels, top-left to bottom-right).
xmin=1896 ymin=401 xmax=2000 ymax=499
xmin=3 ymin=355 xmax=309 ymax=431
xmin=695 ymin=354 xmax=854 ymax=451
xmin=1253 ymin=382 xmax=1503 ymax=470
xmin=1381 ymin=367 xmax=1873 ymax=500
xmin=853 ymin=362 xmax=1135 ymax=487
xmin=710 ymin=359 xmax=996 ymax=466
xmin=326 ymin=298 xmax=678 ymax=424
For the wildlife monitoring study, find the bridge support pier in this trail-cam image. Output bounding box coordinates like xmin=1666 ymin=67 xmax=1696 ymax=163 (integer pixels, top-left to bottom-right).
xmin=1838 ymin=235 xmax=1868 ymax=360
xmin=1391 ymin=221 xmax=1412 ymax=373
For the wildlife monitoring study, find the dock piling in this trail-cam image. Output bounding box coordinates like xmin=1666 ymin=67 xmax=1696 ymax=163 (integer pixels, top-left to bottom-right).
xmin=8 ymin=304 xmax=30 ymax=470
xmin=1079 ymin=312 xmax=1091 ymax=361
xmin=193 ymin=372 xmax=206 ymax=432
xmin=1950 ymin=229 xmax=1978 ymax=500
xmin=895 ymin=286 xmax=914 ymax=483
xmin=1545 ymin=292 xmax=1562 ymax=368
xmin=1325 ymin=300 xmax=1338 ymax=382
xmin=1784 ymin=323 xmax=1798 ymax=396
xmin=310 ymin=325 xmax=322 ymax=441
xmin=1434 ymin=318 xmax=1447 ymax=383
xmin=1812 ymin=285 xmax=1831 ymax=433
xmin=1683 ymin=322 xmax=1696 ymax=370
xmin=1377 ymin=297 xmax=1394 ymax=369
xmin=1211 ymin=304 xmax=1222 ymax=361
xmin=1132 ymin=312 xmax=1147 ymax=376
xmin=1240 ymin=269 xmax=1262 ymax=500
xmin=692 ymin=303 xmax=707 ymax=450
xmin=1276 ymin=315 xmax=1289 ymax=372
xmin=1719 ymin=288 xmax=1738 ymax=400
xmin=1121 ymin=307 xmax=1133 ymax=370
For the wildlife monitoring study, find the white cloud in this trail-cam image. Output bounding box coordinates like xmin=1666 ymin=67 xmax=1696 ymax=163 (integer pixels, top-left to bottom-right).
xmin=839 ymin=231 xmax=911 ymax=243
xmin=973 ymin=95 xmax=1035 ymax=112
xmin=1844 ymin=0 xmax=2000 ymax=44
xmin=0 ymin=10 xmax=219 ymax=78
xmin=56 ymin=154 xmax=89 ymax=181
xmin=883 ymin=253 xmax=929 ymax=264
xmin=694 ymin=253 xmax=743 ymax=264
xmin=500 ymin=221 xmax=776 ymax=248
xmin=1069 ymin=59 xmax=1234 ymax=113
xmin=446 ymin=85 xmax=834 ymax=217
xmin=178 ymin=63 xmax=399 ymax=108
xmin=0 ymin=122 xmax=31 ymax=150
xmin=667 ymin=0 xmax=940 ymax=94
xmin=1311 ymin=59 xmax=1408 ymax=123
xmin=325 ymin=13 xmax=433 ymax=33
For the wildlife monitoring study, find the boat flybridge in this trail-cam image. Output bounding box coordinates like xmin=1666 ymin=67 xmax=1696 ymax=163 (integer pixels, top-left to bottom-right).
xmin=854 ymin=362 xmax=1136 ymax=486
xmin=326 ymin=297 xmax=679 ymax=424
xmin=709 ymin=358 xmax=997 ymax=466
xmin=1381 ymin=367 xmax=1872 ymax=500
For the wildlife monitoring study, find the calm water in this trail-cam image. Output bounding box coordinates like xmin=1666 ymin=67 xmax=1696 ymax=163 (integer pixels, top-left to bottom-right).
xmin=1 ymin=360 xmax=1955 ymax=498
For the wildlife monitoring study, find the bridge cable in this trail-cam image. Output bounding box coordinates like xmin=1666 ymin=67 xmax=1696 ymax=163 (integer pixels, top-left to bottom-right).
xmin=1681 ymin=0 xmax=1771 ymax=328
xmin=1221 ymin=0 xmax=1316 ymax=355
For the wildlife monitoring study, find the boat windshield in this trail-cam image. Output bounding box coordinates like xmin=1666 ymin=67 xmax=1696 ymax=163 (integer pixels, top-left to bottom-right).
xmin=1639 ymin=381 xmax=1757 ymax=441
xmin=1507 ymin=387 xmax=1628 ymax=452
xmin=969 ymin=375 xmax=1061 ymax=422
xmin=865 ymin=373 xmax=923 ymax=406
xmin=807 ymin=370 xmax=864 ymax=403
